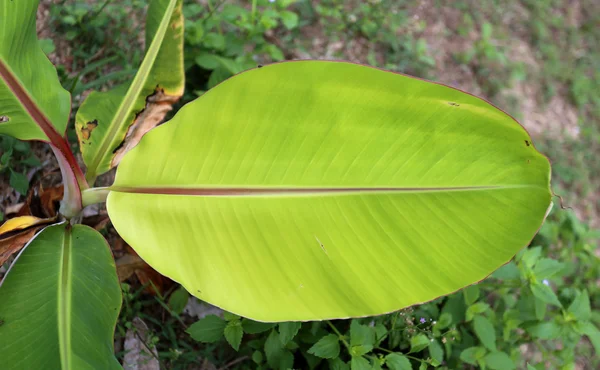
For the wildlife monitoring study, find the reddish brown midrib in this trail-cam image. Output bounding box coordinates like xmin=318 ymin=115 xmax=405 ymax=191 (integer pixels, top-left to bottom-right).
xmin=0 ymin=59 xmax=87 ymax=188
xmin=110 ymin=186 xmax=502 ymax=196
xmin=0 ymin=59 xmax=61 ymax=142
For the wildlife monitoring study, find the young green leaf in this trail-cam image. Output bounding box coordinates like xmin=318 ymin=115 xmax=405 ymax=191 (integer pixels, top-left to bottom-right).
xmin=527 ymin=322 xmax=561 ymax=340
xmin=429 ymin=339 xmax=444 ymax=364
xmin=534 ymin=297 xmax=546 ymax=321
xmin=0 ymin=223 xmax=122 ymax=369
xmin=473 ymin=315 xmax=497 ymax=351
xmin=76 ymin=0 xmax=185 ymax=182
xmin=492 ymin=262 xmax=520 ymax=280
xmin=434 ymin=313 xmax=453 ymax=330
xmin=567 ymin=290 xmax=591 ymax=321
xmin=463 ymin=285 xmax=480 ymax=305
xmin=186 ymin=315 xmax=226 ymax=343
xmin=279 ymin=321 xmax=302 ymax=345
xmin=484 ymin=351 xmax=515 ymax=370
xmin=265 ymin=329 xmax=285 ymax=368
xmin=328 ymin=358 xmax=350 ymax=370
xmin=532 ymin=258 xmax=564 ymax=279
xmin=520 ymin=246 xmax=542 ymax=268
xmin=223 ymin=311 xmax=241 ymax=321
xmin=224 ymin=320 xmax=243 ymax=351
xmin=280 ymin=10 xmax=299 ymax=29
xmin=168 ymin=285 xmax=189 ymax=315
xmin=409 ymin=334 xmax=430 ymax=353
xmin=350 ymin=344 xmax=373 ymax=357
xmin=242 ymin=319 xmax=276 ymax=334
xmin=574 ymin=321 xmax=600 ymax=354
xmin=385 ymin=353 xmax=412 ymax=370
xmin=252 ymin=350 xmax=263 ymax=364
xmin=350 ymin=320 xmax=375 ymax=347
xmin=460 ymin=346 xmax=486 ymax=365
xmin=108 ymin=61 xmax=552 ymax=322
xmin=466 ymin=302 xmax=491 ymax=321
xmin=307 ymin=334 xmax=340 ymax=359
xmin=530 ymin=281 xmax=562 ymax=307
xmin=9 ymin=170 xmax=28 ymax=194
xmin=350 ymin=356 xmax=371 ymax=370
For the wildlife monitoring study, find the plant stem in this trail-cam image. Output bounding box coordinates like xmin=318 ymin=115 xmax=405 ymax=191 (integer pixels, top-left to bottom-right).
xmin=327 ymin=321 xmax=350 ymax=348
xmin=51 ymin=143 xmax=86 ymax=218
xmin=81 ymin=187 xmax=111 ymax=207
xmin=251 ymin=0 xmax=258 ymax=25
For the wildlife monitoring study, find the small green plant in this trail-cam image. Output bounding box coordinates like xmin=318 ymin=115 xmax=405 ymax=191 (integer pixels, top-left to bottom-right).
xmin=0 ymin=0 xmax=574 ymax=368
xmin=0 ymin=135 xmax=41 ymax=195
xmin=309 ymin=0 xmax=435 ymax=77
xmin=184 ymin=0 xmax=300 ymax=94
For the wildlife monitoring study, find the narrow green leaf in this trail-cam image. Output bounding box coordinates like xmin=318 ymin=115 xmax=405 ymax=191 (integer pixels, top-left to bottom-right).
xmin=574 ymin=321 xmax=600 ymax=354
xmin=492 ymin=262 xmax=520 ymax=280
xmin=279 ymin=321 xmax=302 ymax=345
xmin=463 ymin=285 xmax=480 ymax=305
xmin=224 ymin=320 xmax=243 ymax=351
xmin=530 ymin=282 xmax=562 ymax=307
xmin=520 ymin=246 xmax=542 ymax=268
xmin=9 ymin=170 xmax=28 ymax=194
xmin=76 ymin=0 xmax=185 ymax=181
xmin=473 ymin=315 xmax=496 ymax=351
xmin=242 ymin=319 xmax=276 ymax=334
xmin=385 ymin=353 xmax=412 ymax=370
xmin=534 ymin=297 xmax=546 ymax=321
xmin=409 ymin=334 xmax=430 ymax=353
xmin=308 ymin=334 xmax=340 ymax=359
xmin=567 ymin=290 xmax=591 ymax=321
xmin=527 ymin=322 xmax=561 ymax=340
xmin=466 ymin=302 xmax=491 ymax=322
xmin=186 ymin=315 xmax=226 ymax=343
xmin=532 ymin=258 xmax=564 ymax=279
xmin=168 ymin=285 xmax=189 ymax=315
xmin=429 ymin=340 xmax=444 ymax=364
xmin=484 ymin=351 xmax=515 ymax=370
xmin=108 ymin=61 xmax=552 ymax=321
xmin=0 ymin=223 xmax=122 ymax=369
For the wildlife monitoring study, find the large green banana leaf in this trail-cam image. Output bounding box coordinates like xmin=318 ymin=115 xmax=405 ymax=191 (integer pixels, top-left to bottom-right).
xmin=107 ymin=61 xmax=552 ymax=322
xmin=0 ymin=0 xmax=70 ymax=141
xmin=0 ymin=223 xmax=121 ymax=369
xmin=76 ymin=0 xmax=184 ymax=183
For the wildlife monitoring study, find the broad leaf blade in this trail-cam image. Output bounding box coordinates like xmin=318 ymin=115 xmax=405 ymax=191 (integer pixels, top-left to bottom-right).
xmin=0 ymin=0 xmax=70 ymax=141
xmin=107 ymin=61 xmax=552 ymax=321
xmin=76 ymin=0 xmax=184 ymax=181
xmin=0 ymin=223 xmax=122 ymax=368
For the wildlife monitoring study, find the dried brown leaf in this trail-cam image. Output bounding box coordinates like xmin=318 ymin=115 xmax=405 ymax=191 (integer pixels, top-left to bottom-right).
xmin=111 ymin=88 xmax=180 ymax=167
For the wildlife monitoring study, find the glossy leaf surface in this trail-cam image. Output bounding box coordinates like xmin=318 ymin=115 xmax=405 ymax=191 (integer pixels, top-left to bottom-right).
xmin=0 ymin=0 xmax=70 ymax=141
xmin=0 ymin=223 xmax=121 ymax=368
xmin=108 ymin=61 xmax=552 ymax=321
xmin=76 ymin=0 xmax=184 ymax=181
